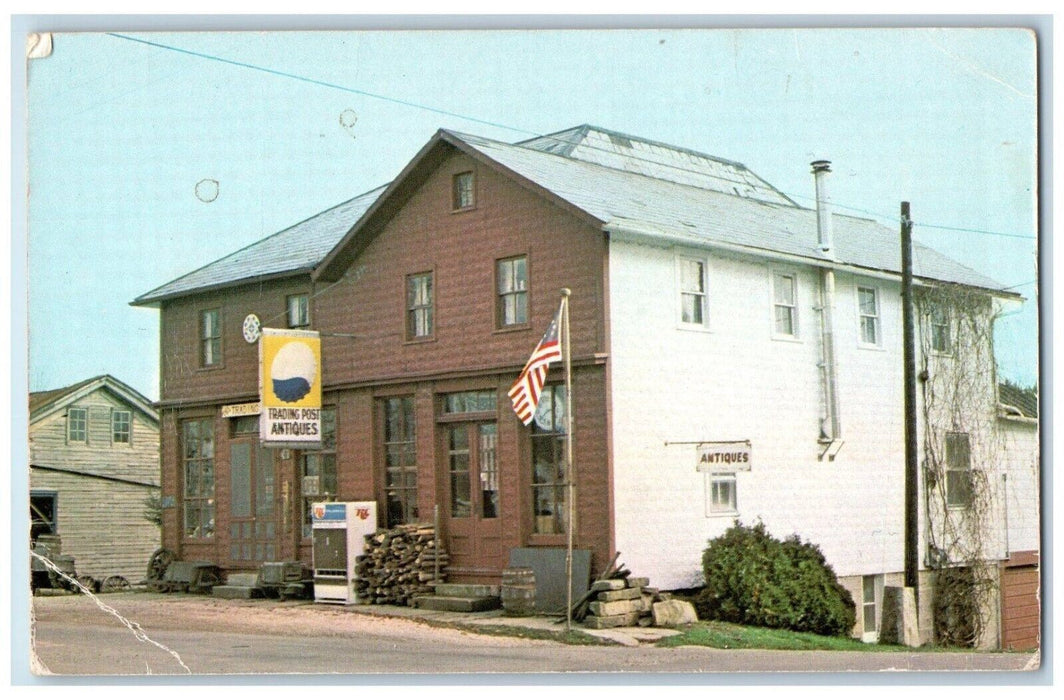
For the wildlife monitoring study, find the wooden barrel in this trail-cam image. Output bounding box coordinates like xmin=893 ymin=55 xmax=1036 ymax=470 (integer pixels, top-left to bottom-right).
xmin=500 ymin=567 xmax=536 ymax=616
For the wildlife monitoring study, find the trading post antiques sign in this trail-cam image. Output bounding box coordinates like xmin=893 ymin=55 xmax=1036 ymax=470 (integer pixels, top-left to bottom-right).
xmin=259 ymin=328 xmax=322 ymax=448
xmin=696 ymin=441 xmax=753 ymax=473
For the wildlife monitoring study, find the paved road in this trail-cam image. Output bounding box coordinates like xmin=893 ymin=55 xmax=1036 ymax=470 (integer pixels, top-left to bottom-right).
xmin=27 ymin=592 xmax=1039 ymax=678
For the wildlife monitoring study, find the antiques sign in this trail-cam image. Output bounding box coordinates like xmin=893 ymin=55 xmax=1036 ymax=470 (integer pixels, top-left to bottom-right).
xmin=696 ymin=441 xmax=752 ymax=473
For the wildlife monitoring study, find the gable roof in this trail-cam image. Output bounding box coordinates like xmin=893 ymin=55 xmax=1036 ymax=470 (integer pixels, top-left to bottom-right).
xmin=132 ymin=185 xmax=387 ymax=306
xmin=318 ymin=128 xmax=1012 ymax=294
xmin=29 ymin=375 xmax=159 ymax=425
xmin=136 ymin=125 xmax=1016 ymax=303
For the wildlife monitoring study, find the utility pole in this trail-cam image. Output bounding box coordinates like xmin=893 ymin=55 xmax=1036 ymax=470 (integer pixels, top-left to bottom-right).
xmin=901 ymin=201 xmax=919 ymax=591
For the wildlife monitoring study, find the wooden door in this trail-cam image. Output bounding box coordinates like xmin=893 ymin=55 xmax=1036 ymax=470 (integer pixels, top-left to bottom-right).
xmin=443 ymin=422 xmax=503 ymax=577
xmin=229 ymin=441 xmax=279 ymax=565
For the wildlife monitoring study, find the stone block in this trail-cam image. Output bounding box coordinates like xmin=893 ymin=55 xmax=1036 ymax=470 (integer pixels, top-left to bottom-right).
xmin=583 ymin=611 xmax=642 ymax=629
xmin=652 ymin=600 xmax=698 ymax=628
xmin=589 ymin=598 xmax=642 ymax=617
xmin=626 ymin=577 xmax=650 ymax=589
xmin=591 ymin=579 xmax=626 ymax=592
xmin=596 ymin=586 xmax=642 ymax=602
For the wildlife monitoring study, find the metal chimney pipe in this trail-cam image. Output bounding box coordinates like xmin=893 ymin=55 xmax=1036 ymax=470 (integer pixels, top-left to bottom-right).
xmin=811 ymin=160 xmax=833 ymax=255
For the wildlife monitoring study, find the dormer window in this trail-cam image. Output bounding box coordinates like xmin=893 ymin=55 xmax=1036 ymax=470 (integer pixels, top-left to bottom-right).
xmin=452 ymin=171 xmax=475 ymax=210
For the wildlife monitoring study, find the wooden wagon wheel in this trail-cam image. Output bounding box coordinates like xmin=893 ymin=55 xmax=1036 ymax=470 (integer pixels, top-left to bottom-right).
xmin=101 ymin=575 xmax=130 ymax=593
xmin=146 ymin=548 xmax=175 ymax=582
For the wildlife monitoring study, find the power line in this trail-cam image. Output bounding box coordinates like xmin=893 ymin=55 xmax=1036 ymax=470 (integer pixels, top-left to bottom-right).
xmin=106 ymin=32 xmax=538 ymax=138
xmin=107 ymin=32 xmax=1038 ymax=245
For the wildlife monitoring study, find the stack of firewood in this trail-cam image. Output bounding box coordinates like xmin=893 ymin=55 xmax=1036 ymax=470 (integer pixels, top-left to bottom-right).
xmin=354 ymin=523 xmax=449 ymax=605
xmin=562 ymin=553 xmax=673 ymax=629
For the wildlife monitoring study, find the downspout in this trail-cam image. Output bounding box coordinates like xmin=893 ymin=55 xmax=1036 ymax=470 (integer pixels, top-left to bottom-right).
xmin=813 ymin=160 xmax=843 ymax=460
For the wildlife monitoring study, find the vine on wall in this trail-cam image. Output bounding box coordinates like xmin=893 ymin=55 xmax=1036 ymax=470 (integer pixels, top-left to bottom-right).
xmin=916 ymin=284 xmax=1003 ymax=648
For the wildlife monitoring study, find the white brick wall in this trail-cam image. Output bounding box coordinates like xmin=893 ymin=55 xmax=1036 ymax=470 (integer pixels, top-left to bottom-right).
xmin=607 ymin=236 xmax=923 ymax=590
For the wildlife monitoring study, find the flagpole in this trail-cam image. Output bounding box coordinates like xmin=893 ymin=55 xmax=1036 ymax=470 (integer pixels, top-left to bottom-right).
xmin=561 ymin=288 xmax=574 ymax=634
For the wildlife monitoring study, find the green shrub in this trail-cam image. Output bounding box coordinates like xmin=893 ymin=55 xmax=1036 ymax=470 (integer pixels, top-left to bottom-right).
xmin=694 ymin=520 xmax=856 ymax=637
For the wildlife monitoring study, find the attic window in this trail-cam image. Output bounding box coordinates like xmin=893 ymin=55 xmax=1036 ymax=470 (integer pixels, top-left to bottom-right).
xmin=608 ymin=134 xmax=633 ymax=148
xmin=452 ymin=171 xmax=475 ymax=210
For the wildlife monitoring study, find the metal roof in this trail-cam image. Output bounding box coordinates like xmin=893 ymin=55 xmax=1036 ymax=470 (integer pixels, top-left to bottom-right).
xmin=519 ymin=125 xmax=798 ymax=207
xmin=136 ymin=126 xmax=1010 ymax=304
xmin=452 ymin=130 xmax=1009 ymax=292
xmin=133 ymin=185 xmax=387 ymax=305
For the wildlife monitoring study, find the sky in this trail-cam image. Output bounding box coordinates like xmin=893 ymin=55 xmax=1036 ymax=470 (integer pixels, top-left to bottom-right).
xmin=20 ymin=23 xmax=1040 ymax=401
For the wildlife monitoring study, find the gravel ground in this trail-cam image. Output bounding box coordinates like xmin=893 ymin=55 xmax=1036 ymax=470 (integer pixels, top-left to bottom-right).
xmin=30 ymin=589 xmax=556 ymax=647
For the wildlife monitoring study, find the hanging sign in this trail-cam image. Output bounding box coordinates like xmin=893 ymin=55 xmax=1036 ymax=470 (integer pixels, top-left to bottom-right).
xmin=696 ymin=441 xmax=752 ymax=473
xmin=259 ymin=328 xmax=322 ymax=447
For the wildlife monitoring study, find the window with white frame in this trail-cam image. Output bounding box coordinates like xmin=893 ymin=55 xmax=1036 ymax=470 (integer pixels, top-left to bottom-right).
xmin=930 ymin=305 xmax=951 ymax=354
xmin=679 ymin=258 xmax=707 ymax=326
xmin=112 ymin=410 xmax=131 ymax=444
xmin=857 ymin=286 xmax=880 ymax=346
xmin=67 ymin=407 xmax=87 ymax=443
xmin=773 ymin=272 xmax=798 ymax=337
xmin=496 ymin=256 xmax=529 ymax=327
xmin=945 ymin=431 xmax=972 ymax=508
xmin=201 ymin=308 xmax=221 ymax=367
xmin=287 ymin=293 xmax=310 ymax=329
xmin=452 ymin=171 xmax=475 ymax=210
xmin=862 ymin=574 xmax=883 ymax=642
xmin=707 ymin=474 xmax=737 ymax=514
xmin=406 ymin=272 xmax=434 ymax=340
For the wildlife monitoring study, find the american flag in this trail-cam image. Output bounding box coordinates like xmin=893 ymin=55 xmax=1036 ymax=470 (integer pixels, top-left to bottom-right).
xmin=508 ymin=310 xmax=563 ymax=425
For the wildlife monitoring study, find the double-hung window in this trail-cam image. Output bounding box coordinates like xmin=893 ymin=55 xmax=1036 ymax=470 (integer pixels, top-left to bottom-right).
xmin=773 ymin=272 xmax=798 ymax=337
xmin=857 ymin=286 xmax=880 ymax=346
xmin=182 ymin=418 xmax=215 ymax=538
xmin=930 ymin=306 xmax=952 ymax=354
xmin=452 ymin=171 xmax=475 ymax=210
xmin=497 ymin=256 xmax=528 ymax=327
xmin=406 ymin=272 xmax=434 ymax=340
xmin=287 ymin=293 xmax=310 ymax=329
xmin=945 ymin=432 xmax=972 ymax=508
xmin=201 ymin=309 xmax=221 ymax=366
xmin=679 ymin=258 xmax=707 ymax=326
xmin=112 ymin=410 xmax=132 ymax=444
xmin=67 ymin=407 xmax=87 ymax=443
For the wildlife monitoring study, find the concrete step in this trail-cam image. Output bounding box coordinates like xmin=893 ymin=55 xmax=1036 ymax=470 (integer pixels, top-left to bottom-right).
xmin=213 ymin=585 xmax=263 ymax=599
xmin=433 ymin=583 xmax=501 ymax=598
xmin=413 ymin=595 xmax=501 ymax=612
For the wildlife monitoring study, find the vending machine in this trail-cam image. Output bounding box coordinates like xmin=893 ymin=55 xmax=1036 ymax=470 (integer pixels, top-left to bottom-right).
xmin=311 ymin=501 xmax=377 ymax=604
